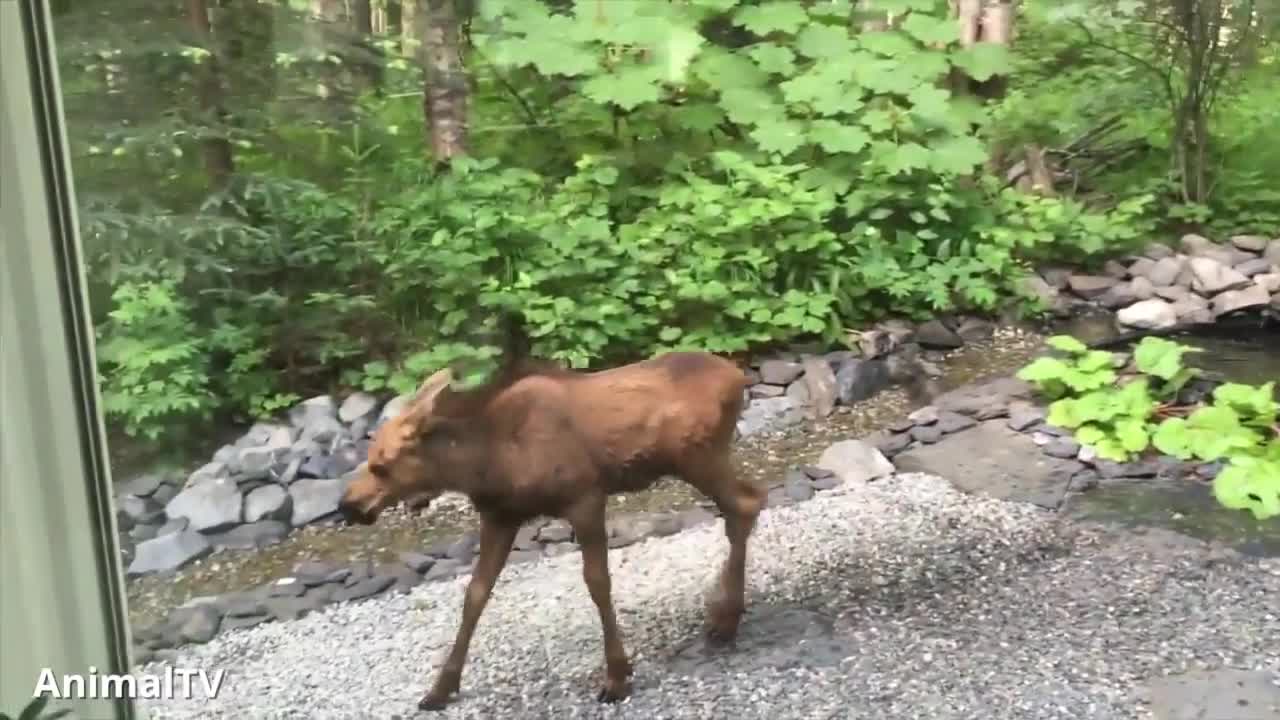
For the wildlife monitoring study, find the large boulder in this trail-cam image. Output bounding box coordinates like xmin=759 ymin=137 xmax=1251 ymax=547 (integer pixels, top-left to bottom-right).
xmin=1211 ymin=284 xmax=1271 ymax=317
xmin=815 ymin=440 xmax=894 ymax=484
xmin=165 ymin=477 xmax=243 ymax=533
xmin=127 ymin=529 xmax=211 ymax=576
xmin=1117 ymin=299 xmax=1178 ymax=330
xmin=1188 ymin=257 xmax=1251 ymax=295
xmin=289 ymin=477 xmax=348 ymax=527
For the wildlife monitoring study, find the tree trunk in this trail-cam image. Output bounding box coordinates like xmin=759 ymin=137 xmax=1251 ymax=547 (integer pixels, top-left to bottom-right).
xmin=350 ymin=0 xmax=384 ymax=93
xmin=951 ymin=1 xmax=1016 ymax=173
xmin=401 ymin=0 xmax=419 ymax=57
xmin=417 ymin=0 xmax=468 ymax=162
xmin=185 ymin=0 xmax=234 ymax=190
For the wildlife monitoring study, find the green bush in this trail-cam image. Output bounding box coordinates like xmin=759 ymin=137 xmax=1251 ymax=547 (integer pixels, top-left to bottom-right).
xmin=1018 ymin=335 xmax=1280 ymax=521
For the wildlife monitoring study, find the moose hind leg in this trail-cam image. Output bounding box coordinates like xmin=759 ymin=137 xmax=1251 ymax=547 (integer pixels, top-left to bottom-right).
xmin=418 ymin=514 xmax=518 ymax=711
xmin=569 ymin=501 xmax=634 ymax=703
xmin=692 ymin=457 xmax=765 ymax=643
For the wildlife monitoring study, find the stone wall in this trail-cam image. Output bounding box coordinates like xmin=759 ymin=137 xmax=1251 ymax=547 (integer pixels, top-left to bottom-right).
xmin=1025 ymin=234 xmax=1279 ymax=329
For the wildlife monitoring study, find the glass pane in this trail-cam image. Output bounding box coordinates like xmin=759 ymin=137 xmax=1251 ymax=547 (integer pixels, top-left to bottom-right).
xmin=34 ymin=0 xmax=1280 ymax=717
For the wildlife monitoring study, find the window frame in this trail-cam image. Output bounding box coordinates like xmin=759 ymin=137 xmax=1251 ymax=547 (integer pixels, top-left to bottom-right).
xmin=1 ymin=1 xmax=138 ymax=718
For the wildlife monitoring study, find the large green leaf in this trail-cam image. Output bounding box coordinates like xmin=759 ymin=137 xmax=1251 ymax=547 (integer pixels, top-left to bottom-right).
xmin=950 ymin=42 xmax=1013 ymax=82
xmin=734 ymin=1 xmax=811 ymax=35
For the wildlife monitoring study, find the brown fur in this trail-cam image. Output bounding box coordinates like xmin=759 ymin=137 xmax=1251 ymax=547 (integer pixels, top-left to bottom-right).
xmin=339 ymin=351 xmax=766 ymax=711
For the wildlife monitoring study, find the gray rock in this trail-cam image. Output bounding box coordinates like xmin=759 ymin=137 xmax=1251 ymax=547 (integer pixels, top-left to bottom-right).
xmin=185 ymin=461 xmax=229 ymax=488
xmin=424 ymin=559 xmax=468 ymax=581
xmin=299 ymin=415 xmax=345 ymax=445
xmin=1178 ymin=233 xmax=1215 ymax=255
xmin=178 ymin=605 xmax=222 ymax=644
xmin=1141 ymin=242 xmax=1175 ymax=260
xmin=289 ymin=395 xmax=338 ymax=428
xmin=129 ymin=523 xmax=159 ymax=542
xmin=1127 ymin=257 xmax=1156 ymax=278
xmin=1020 ymin=275 xmax=1062 ymax=310
xmin=784 ymin=478 xmax=815 ymax=502
xmin=1228 ymin=234 xmax=1269 ymax=253
xmin=758 ymin=359 xmax=804 ymax=385
xmin=400 ymin=552 xmax=435 ymax=573
xmin=538 ymin=521 xmax=573 ymax=544
xmin=749 ymin=383 xmax=786 ymax=398
xmin=1043 ymin=438 xmax=1082 ymax=459
xmin=1144 ymin=256 xmax=1185 ymax=287
xmin=1128 ymin=276 xmax=1156 ymax=300
xmin=1255 ymin=272 xmax=1280 ymax=294
xmin=1102 ymin=259 xmax=1129 ymax=278
xmin=933 ymin=377 xmax=1032 ymax=418
xmin=123 ymin=472 xmax=168 ymax=498
xmin=128 ymin=529 xmax=211 ymax=576
xmin=1117 ymin=298 xmax=1178 ymax=329
xmin=800 ymin=354 xmax=837 ymax=418
xmin=156 ymin=516 xmax=188 ymax=538
xmin=1040 ymin=266 xmax=1073 ymax=288
xmin=1234 ymin=257 xmax=1274 ymax=278
xmin=1143 ymin=669 xmax=1280 ymax=720
xmin=338 ymin=392 xmax=381 ymax=424
xmin=267 ymin=577 xmax=307 ymax=597
xmin=893 ymin=421 xmax=1077 ymax=509
xmin=508 ymin=549 xmax=543 ymax=565
xmin=116 ymin=493 xmax=150 ymax=523
xmin=1266 ymin=239 xmax=1280 ymax=266
xmin=1098 ymin=282 xmax=1139 ymax=309
xmin=1153 ymin=284 xmax=1190 ymax=302
xmin=955 ymin=317 xmax=994 ymax=343
xmin=856 ymin=329 xmax=896 ymax=359
xmin=447 ymin=532 xmax=480 ymax=562
xmin=1006 ymin=404 xmax=1046 ymax=432
xmin=1211 ymin=283 xmax=1271 ymax=316
xmin=784 ymin=379 xmax=810 ymax=405
xmin=835 ymin=358 xmax=891 ymax=405
xmin=815 ymin=440 xmax=894 ymax=484
xmin=936 ymin=410 xmax=977 ymax=434
xmin=238 ymin=445 xmax=285 ymax=479
xmin=165 ymin=477 xmax=243 ymax=533
xmin=335 ymin=574 xmax=396 ymax=602
xmin=909 ymin=425 xmax=943 ymax=444
xmin=207 ymin=521 xmax=288 ymax=550
xmin=907 ymin=406 xmax=939 ymax=425
xmin=1066 ymin=275 xmax=1118 ymax=299
xmin=264 ymin=595 xmax=324 ymax=621
xmin=873 ymin=431 xmax=913 ymax=457
xmin=288 ymin=477 xmax=347 ymax=527
xmin=244 ymin=484 xmax=291 ymax=524
xmin=914 ymin=319 xmax=964 ymax=349
xmin=1188 ymin=257 xmax=1251 ymax=295
xmin=737 ymin=396 xmax=805 ymax=437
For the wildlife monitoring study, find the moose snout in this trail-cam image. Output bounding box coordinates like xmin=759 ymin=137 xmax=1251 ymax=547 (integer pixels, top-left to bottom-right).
xmin=337 ymin=497 xmax=376 ymax=526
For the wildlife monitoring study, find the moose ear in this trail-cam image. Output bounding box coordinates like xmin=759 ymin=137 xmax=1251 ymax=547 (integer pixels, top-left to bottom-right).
xmin=410 ymin=368 xmax=454 ymax=413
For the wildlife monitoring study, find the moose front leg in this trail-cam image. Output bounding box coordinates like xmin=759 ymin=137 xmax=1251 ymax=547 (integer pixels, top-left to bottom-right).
xmin=418 ymin=514 xmax=518 ymax=711
xmin=568 ymin=503 xmax=633 ymax=703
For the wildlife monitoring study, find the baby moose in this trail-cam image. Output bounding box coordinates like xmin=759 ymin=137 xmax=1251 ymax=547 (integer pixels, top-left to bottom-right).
xmin=337 ymin=351 xmax=766 ymax=711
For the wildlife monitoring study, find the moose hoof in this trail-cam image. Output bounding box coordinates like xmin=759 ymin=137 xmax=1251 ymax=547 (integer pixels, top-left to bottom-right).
xmin=596 ymin=681 xmax=630 ymax=704
xmin=417 ymin=692 xmax=456 ymax=711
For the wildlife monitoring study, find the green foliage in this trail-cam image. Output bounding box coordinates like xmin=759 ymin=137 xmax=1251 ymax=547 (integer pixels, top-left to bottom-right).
xmin=51 ymin=0 xmax=1202 ymax=451
xmin=1018 ymin=336 xmax=1280 ymax=521
xmin=95 ymin=280 xmax=215 ymax=440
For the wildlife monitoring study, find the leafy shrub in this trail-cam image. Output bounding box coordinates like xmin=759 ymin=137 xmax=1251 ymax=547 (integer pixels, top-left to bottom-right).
xmin=1018 ymin=335 xmax=1280 ymax=521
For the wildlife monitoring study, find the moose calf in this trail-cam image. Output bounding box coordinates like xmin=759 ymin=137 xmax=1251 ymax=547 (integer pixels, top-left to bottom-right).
xmin=338 ymin=351 xmax=765 ymax=711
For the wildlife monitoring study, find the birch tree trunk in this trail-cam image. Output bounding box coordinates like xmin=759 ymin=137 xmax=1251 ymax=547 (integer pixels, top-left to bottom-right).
xmin=416 ymin=0 xmax=468 ymax=162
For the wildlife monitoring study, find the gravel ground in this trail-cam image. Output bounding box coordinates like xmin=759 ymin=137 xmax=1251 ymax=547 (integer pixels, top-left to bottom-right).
xmin=137 ymin=472 xmax=1280 ymax=720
